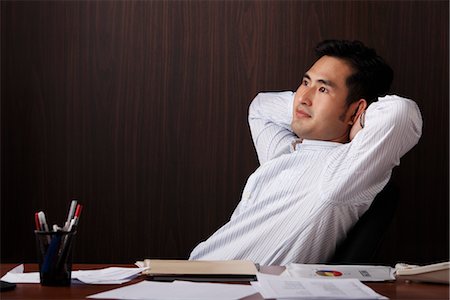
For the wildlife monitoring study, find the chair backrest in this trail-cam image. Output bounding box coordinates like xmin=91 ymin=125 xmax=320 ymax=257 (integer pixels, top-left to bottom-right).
xmin=328 ymin=181 xmax=399 ymax=264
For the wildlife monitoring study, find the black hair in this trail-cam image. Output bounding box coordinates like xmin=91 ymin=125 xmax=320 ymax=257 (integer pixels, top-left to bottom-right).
xmin=314 ymin=40 xmax=393 ymax=105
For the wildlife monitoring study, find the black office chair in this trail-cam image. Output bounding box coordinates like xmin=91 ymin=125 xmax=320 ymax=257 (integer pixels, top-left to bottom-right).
xmin=328 ymin=181 xmax=399 ymax=264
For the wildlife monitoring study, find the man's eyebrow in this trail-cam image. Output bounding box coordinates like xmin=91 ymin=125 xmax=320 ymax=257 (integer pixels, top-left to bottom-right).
xmin=318 ymin=79 xmax=336 ymax=88
xmin=303 ymin=73 xmax=336 ymax=88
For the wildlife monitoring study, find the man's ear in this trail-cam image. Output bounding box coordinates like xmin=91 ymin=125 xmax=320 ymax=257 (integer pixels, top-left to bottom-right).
xmin=348 ymin=99 xmax=368 ymax=141
xmin=348 ymin=99 xmax=368 ymax=126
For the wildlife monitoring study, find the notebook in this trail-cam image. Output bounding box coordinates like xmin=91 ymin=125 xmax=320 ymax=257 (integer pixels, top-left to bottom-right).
xmin=137 ymin=259 xmax=258 ymax=282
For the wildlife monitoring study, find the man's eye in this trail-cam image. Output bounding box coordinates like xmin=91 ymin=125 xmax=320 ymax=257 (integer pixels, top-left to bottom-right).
xmin=302 ymin=80 xmax=309 ymax=86
xmin=319 ymin=86 xmax=328 ymax=93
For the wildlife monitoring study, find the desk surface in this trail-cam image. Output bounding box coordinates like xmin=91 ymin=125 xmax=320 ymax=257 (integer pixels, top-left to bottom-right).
xmin=1 ymin=264 xmax=448 ymax=299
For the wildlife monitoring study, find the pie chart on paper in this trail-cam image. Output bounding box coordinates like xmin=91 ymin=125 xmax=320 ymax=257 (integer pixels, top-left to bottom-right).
xmin=315 ymin=270 xmax=343 ymax=277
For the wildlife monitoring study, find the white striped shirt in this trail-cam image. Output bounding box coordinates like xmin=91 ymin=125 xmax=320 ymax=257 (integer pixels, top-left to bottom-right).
xmin=189 ymin=92 xmax=422 ymax=266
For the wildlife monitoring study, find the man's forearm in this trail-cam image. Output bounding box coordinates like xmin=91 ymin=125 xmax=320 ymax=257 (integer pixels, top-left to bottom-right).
xmin=248 ymin=91 xmax=297 ymax=164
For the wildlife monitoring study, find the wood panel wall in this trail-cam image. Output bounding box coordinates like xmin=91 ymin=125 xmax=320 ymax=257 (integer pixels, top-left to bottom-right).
xmin=2 ymin=0 xmax=448 ymax=265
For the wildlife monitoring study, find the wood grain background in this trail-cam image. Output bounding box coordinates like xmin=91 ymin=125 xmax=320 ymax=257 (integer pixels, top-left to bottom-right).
xmin=2 ymin=0 xmax=448 ymax=265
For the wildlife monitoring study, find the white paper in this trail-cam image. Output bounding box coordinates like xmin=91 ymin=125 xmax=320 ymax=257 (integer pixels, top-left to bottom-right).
xmin=1 ymin=265 xmax=40 ymax=283
xmin=135 ymin=261 xmax=145 ymax=268
xmin=283 ymin=263 xmax=395 ymax=281
xmin=73 ymin=267 xmax=149 ymax=284
xmin=0 ymin=264 xmax=148 ymax=284
xmin=88 ymin=280 xmax=257 ymax=300
xmin=253 ymin=273 xmax=387 ymax=299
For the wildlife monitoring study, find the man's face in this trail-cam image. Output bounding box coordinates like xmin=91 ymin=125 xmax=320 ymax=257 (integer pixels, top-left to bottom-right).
xmin=292 ymin=55 xmax=359 ymax=143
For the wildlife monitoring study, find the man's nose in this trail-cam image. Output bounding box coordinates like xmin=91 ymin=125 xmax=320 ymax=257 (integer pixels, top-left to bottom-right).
xmin=298 ymin=89 xmax=313 ymax=106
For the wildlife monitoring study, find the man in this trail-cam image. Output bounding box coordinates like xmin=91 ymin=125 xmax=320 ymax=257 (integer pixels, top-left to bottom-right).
xmin=189 ymin=40 xmax=422 ymax=265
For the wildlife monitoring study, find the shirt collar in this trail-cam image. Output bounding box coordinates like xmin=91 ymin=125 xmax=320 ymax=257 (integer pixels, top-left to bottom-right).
xmin=290 ymin=138 xmax=342 ymax=152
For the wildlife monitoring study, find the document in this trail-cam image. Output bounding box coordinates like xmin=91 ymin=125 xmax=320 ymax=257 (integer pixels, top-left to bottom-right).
xmin=74 ymin=267 xmax=149 ymax=284
xmin=1 ymin=264 xmax=148 ymax=284
xmin=136 ymin=259 xmax=258 ymax=282
xmin=252 ymin=273 xmax=387 ymax=299
xmin=88 ymin=280 xmax=257 ymax=300
xmin=0 ymin=265 xmax=39 ymax=283
xmin=283 ymin=263 xmax=395 ymax=281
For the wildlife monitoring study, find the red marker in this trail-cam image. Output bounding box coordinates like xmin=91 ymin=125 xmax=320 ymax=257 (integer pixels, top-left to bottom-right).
xmin=35 ymin=212 xmax=41 ymax=231
xmin=68 ymin=203 xmax=83 ymax=231
xmin=74 ymin=204 xmax=83 ymax=225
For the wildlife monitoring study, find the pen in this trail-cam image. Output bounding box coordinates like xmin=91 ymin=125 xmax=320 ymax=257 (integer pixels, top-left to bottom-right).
xmin=68 ymin=219 xmax=76 ymax=232
xmin=64 ymin=200 xmax=78 ymax=230
xmin=67 ymin=205 xmax=82 ymax=232
xmin=35 ymin=212 xmax=41 ymax=231
xmin=74 ymin=204 xmax=82 ymax=225
xmin=38 ymin=211 xmax=51 ymax=243
xmin=56 ymin=227 xmax=75 ymax=271
xmin=42 ymin=233 xmax=62 ymax=273
xmin=38 ymin=211 xmax=49 ymax=232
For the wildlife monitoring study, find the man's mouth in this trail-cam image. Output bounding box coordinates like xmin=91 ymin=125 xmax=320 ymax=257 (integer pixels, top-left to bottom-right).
xmin=295 ymin=109 xmax=311 ymax=118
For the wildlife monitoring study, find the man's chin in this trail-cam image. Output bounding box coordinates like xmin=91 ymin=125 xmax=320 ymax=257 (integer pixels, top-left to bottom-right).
xmin=291 ymin=129 xmax=311 ymax=140
xmin=291 ymin=123 xmax=306 ymax=137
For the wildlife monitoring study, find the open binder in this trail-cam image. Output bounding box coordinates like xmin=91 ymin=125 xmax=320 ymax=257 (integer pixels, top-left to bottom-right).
xmin=138 ymin=259 xmax=258 ymax=282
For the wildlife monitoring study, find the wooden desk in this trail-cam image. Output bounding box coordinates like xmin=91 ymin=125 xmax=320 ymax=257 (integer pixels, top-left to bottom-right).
xmin=1 ymin=264 xmax=448 ymax=299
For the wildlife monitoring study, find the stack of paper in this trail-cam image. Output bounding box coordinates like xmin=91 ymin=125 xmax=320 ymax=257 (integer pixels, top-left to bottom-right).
xmin=88 ymin=280 xmax=257 ymax=300
xmin=283 ymin=263 xmax=395 ymax=281
xmin=74 ymin=267 xmax=149 ymax=284
xmin=252 ymin=273 xmax=388 ymax=299
xmin=1 ymin=264 xmax=148 ymax=284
